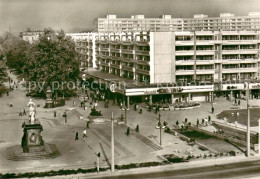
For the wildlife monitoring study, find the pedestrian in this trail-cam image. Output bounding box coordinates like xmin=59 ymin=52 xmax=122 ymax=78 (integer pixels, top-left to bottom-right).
xmin=75 ymin=132 xmax=79 ymax=140
xmin=120 ymin=102 xmax=123 ymax=109
xmin=19 ymin=109 xmax=23 ymax=116
xmin=73 ymin=100 xmax=75 ymax=106
xmin=134 ymin=104 xmax=136 ymax=111
xmin=23 ymin=109 xmax=26 ymax=115
xmin=6 ymin=91 xmax=9 ymax=96
xmin=54 ymin=110 xmax=56 ymax=117
xmin=238 ymin=100 xmax=241 ymax=106
xmin=211 ymin=106 xmax=214 ymax=114
xmin=63 ymin=111 xmax=67 ymax=126
xmin=83 ymin=128 xmax=87 ymax=138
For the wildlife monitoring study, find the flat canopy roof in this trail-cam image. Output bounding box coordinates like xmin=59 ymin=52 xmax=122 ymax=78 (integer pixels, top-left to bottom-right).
xmin=85 ymin=68 xmax=152 ymax=88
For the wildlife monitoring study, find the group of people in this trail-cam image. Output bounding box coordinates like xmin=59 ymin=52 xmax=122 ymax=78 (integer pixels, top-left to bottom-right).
xmin=18 ymin=109 xmax=27 ymax=116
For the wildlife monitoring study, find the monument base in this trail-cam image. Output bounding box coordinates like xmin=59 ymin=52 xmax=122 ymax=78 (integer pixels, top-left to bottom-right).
xmin=6 ymin=143 xmax=60 ymax=161
xmin=44 ymin=102 xmax=54 ymax=108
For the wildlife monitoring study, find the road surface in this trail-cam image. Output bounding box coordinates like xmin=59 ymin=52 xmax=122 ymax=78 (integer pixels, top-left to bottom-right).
xmin=86 ymin=159 xmax=260 ymax=179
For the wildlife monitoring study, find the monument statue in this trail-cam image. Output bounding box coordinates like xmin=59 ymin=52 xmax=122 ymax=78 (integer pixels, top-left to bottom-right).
xmin=27 ymin=99 xmax=36 ymax=123
xmin=7 ymin=98 xmax=60 ymax=160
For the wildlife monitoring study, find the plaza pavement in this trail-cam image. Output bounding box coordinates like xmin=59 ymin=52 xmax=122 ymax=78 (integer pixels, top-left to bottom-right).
xmin=0 ymin=69 xmax=259 ymax=175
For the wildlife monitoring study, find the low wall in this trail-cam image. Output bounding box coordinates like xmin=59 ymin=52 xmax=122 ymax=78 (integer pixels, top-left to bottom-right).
xmin=171 ymin=129 xmax=218 ymax=154
xmin=213 ymin=122 xmax=258 ymax=144
xmin=191 ymin=125 xmax=255 ymax=150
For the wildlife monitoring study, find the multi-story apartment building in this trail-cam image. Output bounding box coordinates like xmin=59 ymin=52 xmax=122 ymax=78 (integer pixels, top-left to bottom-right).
xmin=96 ymin=12 xmax=260 ymax=32
xmin=67 ymin=33 xmax=95 ymax=71
xmin=68 ymin=29 xmax=260 ymax=104
xmin=20 ymin=12 xmax=260 ymax=104
xmin=69 ymin=30 xmax=260 ymax=84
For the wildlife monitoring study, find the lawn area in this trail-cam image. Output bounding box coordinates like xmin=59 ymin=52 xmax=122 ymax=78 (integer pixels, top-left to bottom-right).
xmin=178 ymin=130 xmax=241 ymax=153
xmin=217 ymin=108 xmax=260 ymax=127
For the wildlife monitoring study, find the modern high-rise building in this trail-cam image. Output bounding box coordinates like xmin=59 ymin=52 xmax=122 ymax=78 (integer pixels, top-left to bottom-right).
xmin=20 ymin=12 xmax=260 ymax=104
xmin=95 ymin=12 xmax=260 ymax=32
xmin=69 ymin=30 xmax=260 ymax=84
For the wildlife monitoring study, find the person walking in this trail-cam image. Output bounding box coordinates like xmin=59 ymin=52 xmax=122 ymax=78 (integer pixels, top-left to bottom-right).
xmin=54 ymin=110 xmax=56 ymax=117
xmin=23 ymin=109 xmax=26 ymax=115
xmin=75 ymin=132 xmax=79 ymax=140
xmin=63 ymin=111 xmax=67 ymax=126
xmin=211 ymin=106 xmax=214 ymax=114
xmin=83 ymin=128 xmax=87 ymax=138
xmin=19 ymin=109 xmax=23 ymax=116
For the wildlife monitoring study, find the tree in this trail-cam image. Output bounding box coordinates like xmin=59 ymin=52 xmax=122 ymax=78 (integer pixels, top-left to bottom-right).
xmin=126 ymin=127 xmax=130 ymax=136
xmin=23 ymin=28 xmax=80 ymax=96
xmin=1 ymin=32 xmax=29 ymax=74
xmin=136 ymin=124 xmax=139 ymax=132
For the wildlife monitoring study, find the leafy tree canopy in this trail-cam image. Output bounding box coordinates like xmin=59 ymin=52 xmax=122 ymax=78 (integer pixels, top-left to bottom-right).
xmin=23 ymin=28 xmax=80 ymax=94
xmin=1 ymin=32 xmax=29 ymax=73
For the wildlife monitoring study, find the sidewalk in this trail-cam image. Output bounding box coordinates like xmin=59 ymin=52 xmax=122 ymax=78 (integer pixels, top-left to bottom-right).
xmin=42 ymin=154 xmax=260 ymax=179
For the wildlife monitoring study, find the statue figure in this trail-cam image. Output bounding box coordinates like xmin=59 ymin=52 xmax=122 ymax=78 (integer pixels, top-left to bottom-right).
xmin=27 ymin=99 xmax=36 ymax=123
xmin=27 ymin=98 xmax=36 ymax=108
xmin=30 ymin=111 xmax=35 ymax=123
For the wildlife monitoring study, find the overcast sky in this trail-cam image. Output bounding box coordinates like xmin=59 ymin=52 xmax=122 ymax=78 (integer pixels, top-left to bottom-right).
xmin=1 ymin=0 xmax=260 ymax=35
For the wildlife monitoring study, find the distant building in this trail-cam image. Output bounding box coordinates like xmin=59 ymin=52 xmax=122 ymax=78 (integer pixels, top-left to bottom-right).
xmin=95 ymin=12 xmax=260 ymax=32
xmin=20 ymin=29 xmax=44 ymax=44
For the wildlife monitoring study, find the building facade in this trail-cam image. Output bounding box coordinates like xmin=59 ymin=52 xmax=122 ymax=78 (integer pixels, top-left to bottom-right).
xmin=20 ymin=30 xmax=44 ymax=44
xmin=96 ymin=12 xmax=260 ymax=32
xmin=20 ymin=12 xmax=260 ymax=104
xmin=68 ymin=30 xmax=260 ymax=84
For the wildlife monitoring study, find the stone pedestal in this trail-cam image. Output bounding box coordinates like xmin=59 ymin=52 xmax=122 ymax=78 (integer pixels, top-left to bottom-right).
xmin=6 ymin=119 xmax=60 ymax=161
xmin=45 ymin=87 xmax=54 ymax=108
xmin=21 ymin=119 xmax=44 ymax=153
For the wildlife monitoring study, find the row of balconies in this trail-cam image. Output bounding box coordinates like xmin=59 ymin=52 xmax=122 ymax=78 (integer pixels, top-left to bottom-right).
xmin=99 ymin=63 xmax=150 ymax=76
xmin=175 ymin=40 xmax=260 ymax=46
xmin=96 ymin=39 xmax=149 ymax=45
xmin=175 ymin=68 xmax=258 ymax=75
xmin=175 ymin=49 xmax=259 ymax=56
xmin=175 ymin=58 xmax=259 ymax=65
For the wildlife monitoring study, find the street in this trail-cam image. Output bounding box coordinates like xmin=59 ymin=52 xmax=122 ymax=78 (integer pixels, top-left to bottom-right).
xmin=86 ymin=159 xmax=260 ymax=179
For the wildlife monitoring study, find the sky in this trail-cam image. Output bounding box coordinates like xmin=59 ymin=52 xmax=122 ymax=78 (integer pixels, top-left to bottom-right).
xmin=1 ymin=0 xmax=260 ymax=35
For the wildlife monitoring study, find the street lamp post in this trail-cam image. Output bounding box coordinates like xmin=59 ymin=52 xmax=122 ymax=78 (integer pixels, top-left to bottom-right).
xmin=246 ymin=84 xmax=251 ymax=157
xmin=258 ymin=119 xmax=260 ymax=155
xmin=111 ymin=112 xmax=115 ymax=172
xmin=159 ymin=113 xmax=162 ymax=146
xmin=125 ymin=105 xmax=127 ymax=124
